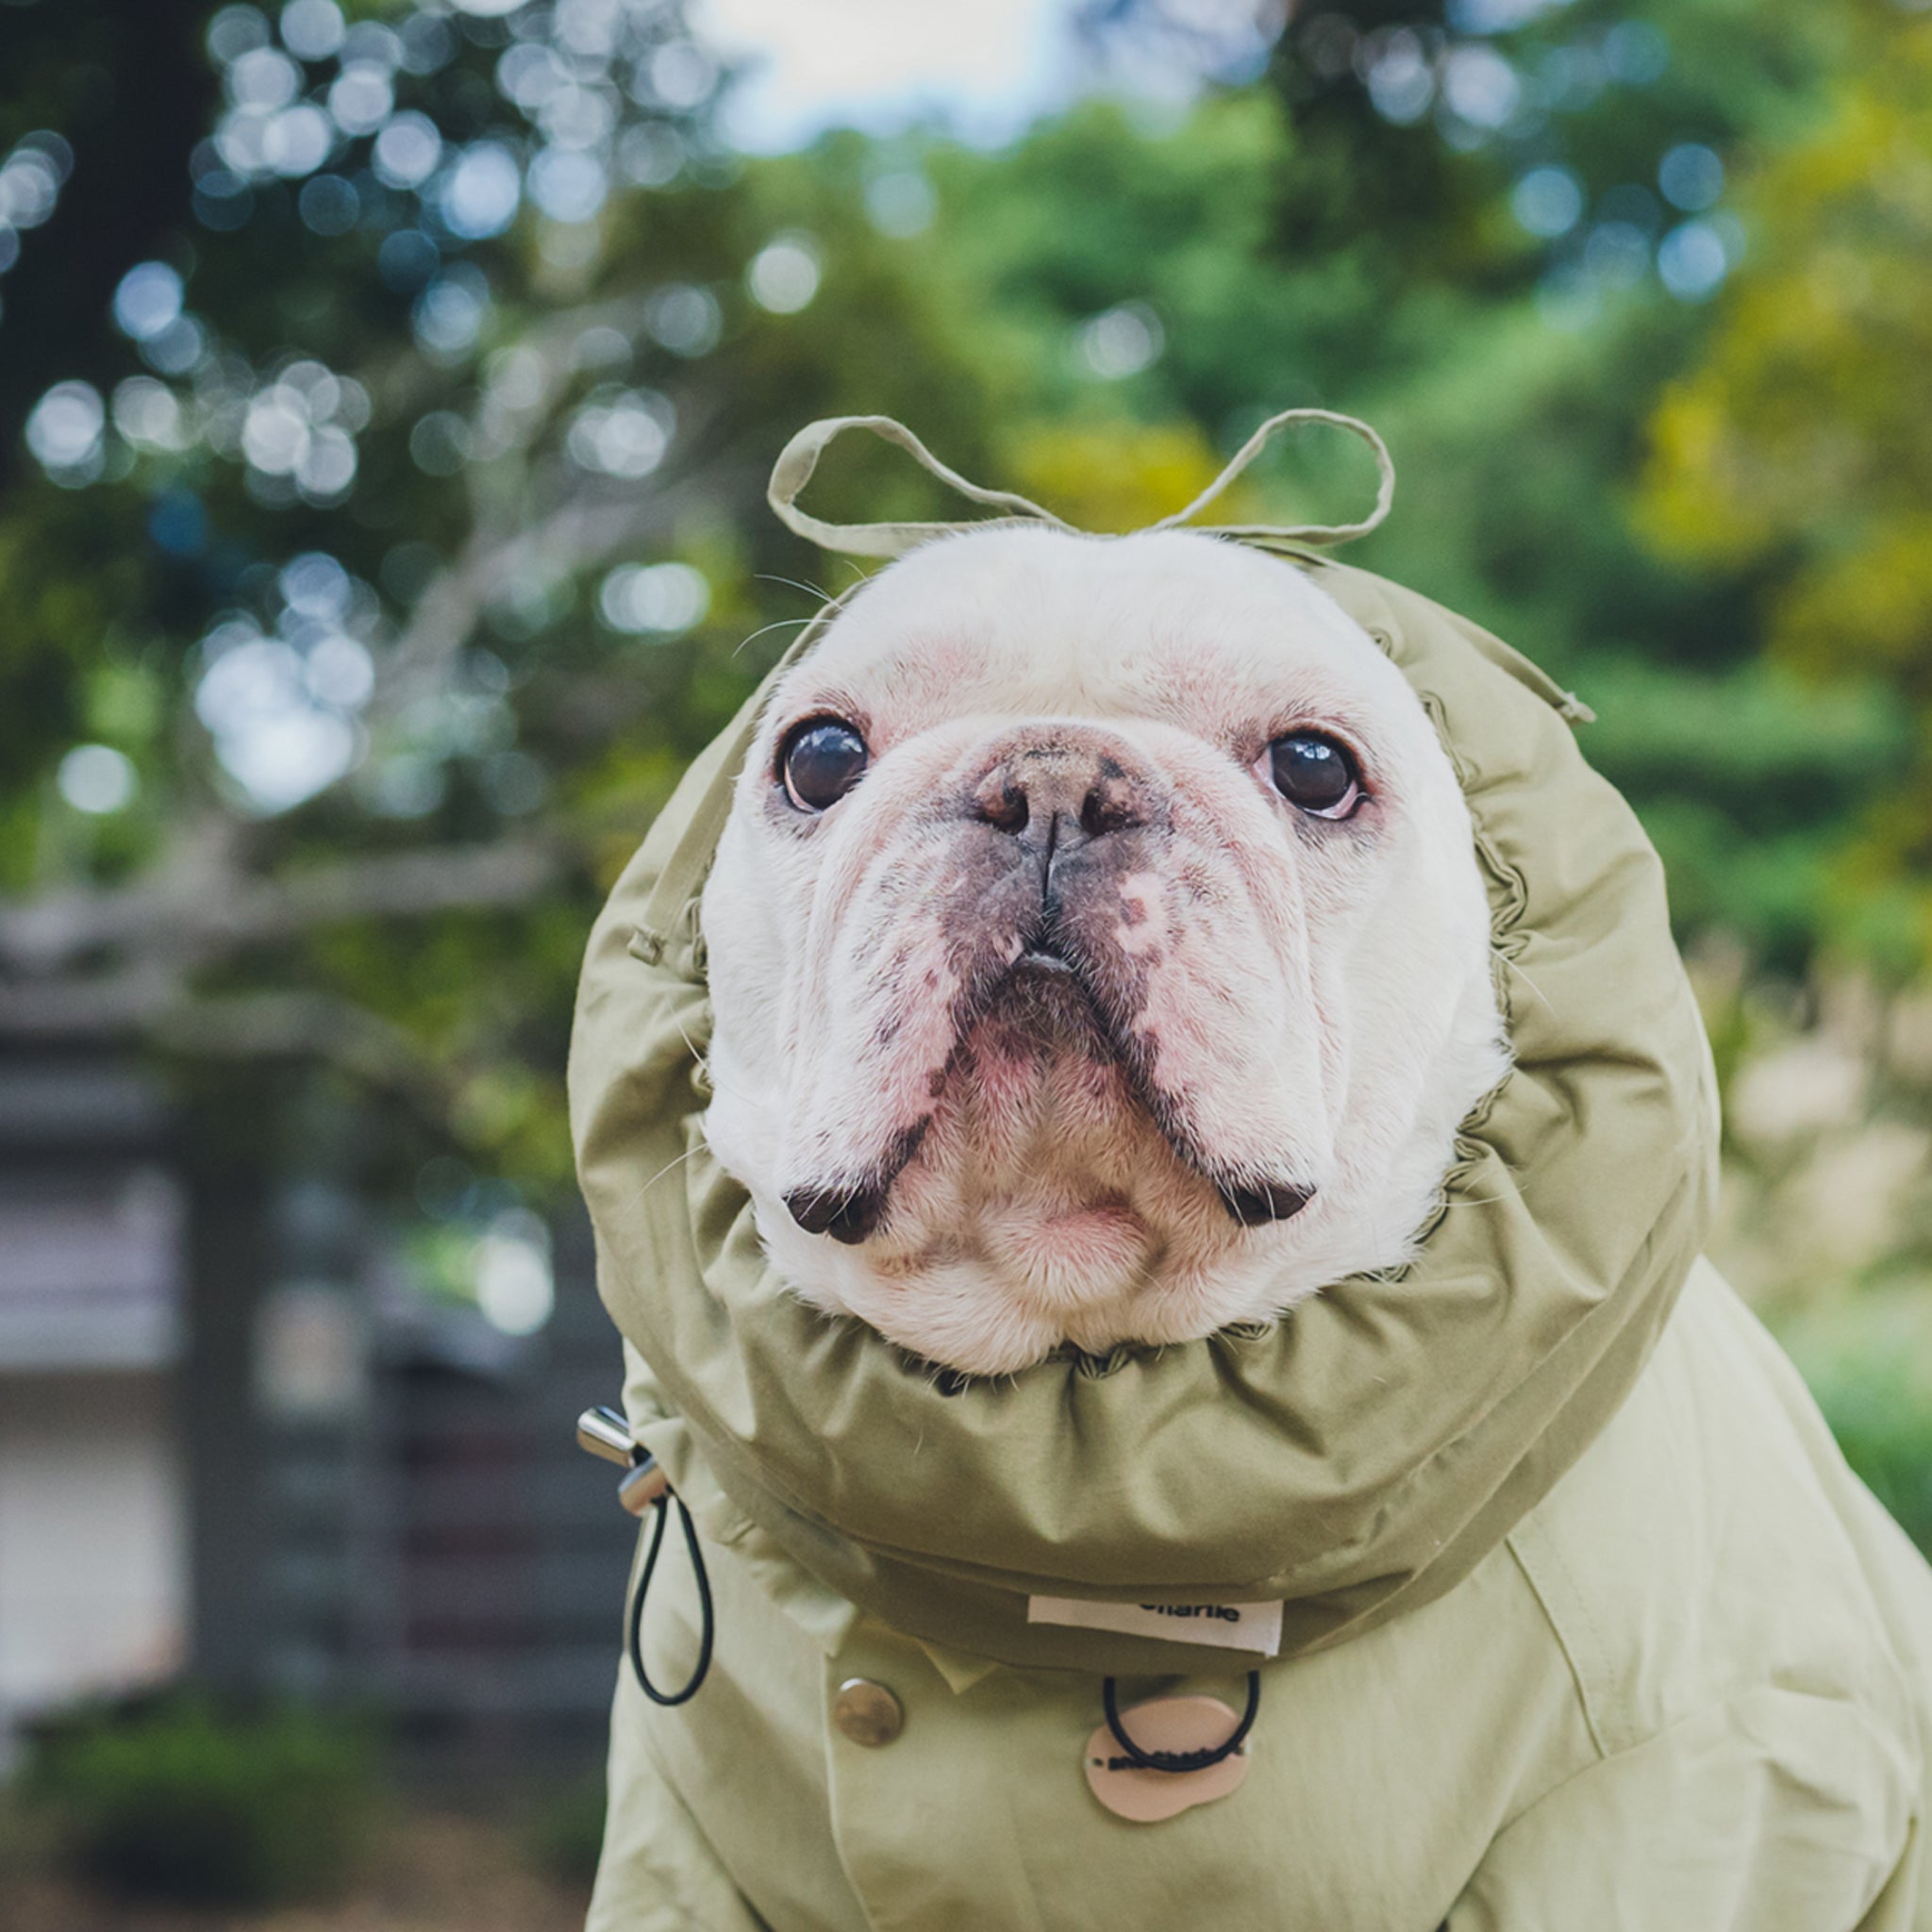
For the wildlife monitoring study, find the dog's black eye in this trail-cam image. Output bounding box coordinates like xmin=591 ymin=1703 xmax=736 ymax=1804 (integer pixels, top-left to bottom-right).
xmin=780 ymin=718 xmax=869 ymax=812
xmin=1266 ymin=732 xmax=1361 ymax=818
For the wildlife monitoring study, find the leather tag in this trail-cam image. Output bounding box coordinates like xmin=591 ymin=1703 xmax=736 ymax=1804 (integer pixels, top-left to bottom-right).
xmin=1083 ymin=1695 xmax=1252 ymax=1823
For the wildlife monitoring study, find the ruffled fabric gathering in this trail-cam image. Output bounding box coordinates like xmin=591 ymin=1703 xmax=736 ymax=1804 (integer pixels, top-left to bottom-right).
xmin=567 ymin=413 xmax=1719 ymax=1677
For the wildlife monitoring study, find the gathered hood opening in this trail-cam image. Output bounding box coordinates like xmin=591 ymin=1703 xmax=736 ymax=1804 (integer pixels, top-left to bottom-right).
xmin=570 ymin=515 xmax=1719 ymax=1676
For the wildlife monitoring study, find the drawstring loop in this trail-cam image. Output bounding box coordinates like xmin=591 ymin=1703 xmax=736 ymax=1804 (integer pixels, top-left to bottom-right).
xmin=768 ymin=414 xmax=1077 ymax=558
xmin=628 ymin=1491 xmax=715 ymax=1707
xmin=580 ymin=1405 xmax=715 ymax=1707
xmin=1145 ymin=407 xmax=1394 ymax=544
xmin=1101 ymin=1672 xmax=1262 ymax=1774
xmin=766 ymin=408 xmax=1395 ymax=560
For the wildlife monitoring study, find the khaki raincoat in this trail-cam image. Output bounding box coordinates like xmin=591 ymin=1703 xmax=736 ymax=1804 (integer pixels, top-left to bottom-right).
xmin=570 ymin=421 xmax=1932 ymax=1931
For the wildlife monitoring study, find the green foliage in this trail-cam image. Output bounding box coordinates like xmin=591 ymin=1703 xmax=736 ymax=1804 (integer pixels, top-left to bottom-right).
xmin=28 ymin=1699 xmax=379 ymax=1906
xmin=0 ymin=0 xmax=1919 ymax=1208
xmin=525 ymin=1772 xmax=608 ymax=1889
xmin=1778 ymin=1291 xmax=1932 ymax=1556
xmin=1641 ymin=10 xmax=1932 ymax=971
xmin=1578 ymin=656 xmax=1912 ymax=972
xmin=0 ymin=0 xmax=1013 ymax=1213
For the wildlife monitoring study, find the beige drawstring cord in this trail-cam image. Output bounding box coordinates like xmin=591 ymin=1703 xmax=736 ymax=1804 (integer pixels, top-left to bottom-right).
xmin=766 ymin=407 xmax=1396 ymax=559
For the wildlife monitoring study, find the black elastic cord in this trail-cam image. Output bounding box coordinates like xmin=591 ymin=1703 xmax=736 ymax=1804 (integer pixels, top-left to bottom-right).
xmin=626 ymin=1493 xmax=714 ymax=1706
xmin=1100 ymin=1671 xmax=1260 ymax=1774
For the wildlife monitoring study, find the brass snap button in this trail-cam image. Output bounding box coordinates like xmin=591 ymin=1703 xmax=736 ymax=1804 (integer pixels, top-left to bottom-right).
xmin=832 ymin=1677 xmax=904 ymax=1747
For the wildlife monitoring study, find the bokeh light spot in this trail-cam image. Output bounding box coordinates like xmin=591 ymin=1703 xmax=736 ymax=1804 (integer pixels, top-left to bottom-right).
xmin=567 ymin=390 xmax=674 ymax=477
xmin=298 ymin=173 xmax=360 ymax=234
xmin=1584 ymin=220 xmax=1651 ymax=287
xmin=305 ymin=633 xmax=375 ymax=708
xmin=1078 ymin=303 xmax=1163 ymax=379
xmin=441 ymin=141 xmax=523 ymax=239
xmin=1658 ymin=142 xmax=1724 ymax=212
xmin=410 ymin=409 xmax=474 ymax=475
xmin=377 ymin=227 xmax=441 ymax=292
xmin=112 ymin=261 xmax=186 ymax=342
xmin=263 ymin=102 xmax=334 ymax=177
xmin=747 ymin=234 xmax=822 ymax=313
xmin=279 ymin=0 xmax=344 ymax=61
xmin=142 ymin=315 xmax=207 ymax=375
xmin=25 ymin=381 xmax=106 ymax=474
xmin=113 ymin=376 xmax=191 ymax=451
xmin=529 ymin=146 xmax=609 ymax=224
xmin=194 ymin=630 xmax=359 ymax=812
xmin=1511 ymin=164 xmax=1583 ymax=238
xmin=229 ymin=46 xmax=302 ymax=111
xmin=1603 ymin=21 xmax=1669 ymax=83
xmin=58 ymin=744 xmax=138 ymax=815
xmin=1361 ymin=30 xmax=1434 ymax=125
xmin=193 ymin=170 xmax=254 ymax=231
xmin=0 ymin=148 xmax=61 ymax=229
xmin=242 ymin=386 xmax=313 ymax=475
xmin=645 ymin=282 xmax=721 ymax=357
xmin=280 ymin=550 xmax=352 ymax=620
xmin=373 ymin=110 xmax=441 ymax=188
xmin=1440 ymin=44 xmax=1520 ymax=128
xmin=617 ymin=123 xmax=683 ymax=187
xmin=341 ymin=19 xmax=403 ymax=70
xmin=328 ymin=62 xmax=395 ymax=137
xmin=1657 ymin=219 xmax=1728 ymax=300
xmin=598 ymin=560 xmax=709 ymax=634
xmin=648 ymin=42 xmax=717 ymax=110
xmin=398 ymin=13 xmax=455 ymax=74
xmin=414 ymin=269 xmax=492 ymax=360
xmin=208 ymin=5 xmax=272 ymax=65
xmin=475 ymin=1211 xmax=554 ymax=1335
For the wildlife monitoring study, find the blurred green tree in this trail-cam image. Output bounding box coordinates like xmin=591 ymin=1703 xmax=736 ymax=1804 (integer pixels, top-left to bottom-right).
xmin=1641 ymin=13 xmax=1932 ymax=977
xmin=0 ymin=0 xmax=1921 ymax=1240
xmin=909 ymin=0 xmax=1911 ymax=975
xmin=0 ymin=0 xmax=1005 ymax=1201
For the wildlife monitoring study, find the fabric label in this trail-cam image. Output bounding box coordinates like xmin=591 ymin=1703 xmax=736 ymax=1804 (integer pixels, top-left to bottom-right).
xmin=1027 ymin=1595 xmax=1284 ymax=1657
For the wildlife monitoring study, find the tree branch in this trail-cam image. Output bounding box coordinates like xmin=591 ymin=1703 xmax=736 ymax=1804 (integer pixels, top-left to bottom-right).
xmin=0 ymin=836 xmax=562 ymax=981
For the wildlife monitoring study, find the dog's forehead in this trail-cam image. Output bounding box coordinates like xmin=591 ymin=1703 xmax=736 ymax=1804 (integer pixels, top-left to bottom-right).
xmin=779 ymin=527 xmax=1395 ymax=731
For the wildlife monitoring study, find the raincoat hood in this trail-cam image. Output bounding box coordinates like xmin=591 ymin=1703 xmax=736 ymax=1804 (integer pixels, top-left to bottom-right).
xmin=568 ymin=415 xmax=1722 ymax=1676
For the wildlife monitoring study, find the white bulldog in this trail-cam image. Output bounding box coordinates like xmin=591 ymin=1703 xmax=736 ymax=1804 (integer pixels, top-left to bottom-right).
xmin=699 ymin=526 xmax=1510 ymax=1375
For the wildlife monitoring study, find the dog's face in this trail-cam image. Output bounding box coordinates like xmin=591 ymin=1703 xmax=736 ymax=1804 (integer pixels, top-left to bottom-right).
xmin=700 ymin=529 xmax=1507 ymax=1374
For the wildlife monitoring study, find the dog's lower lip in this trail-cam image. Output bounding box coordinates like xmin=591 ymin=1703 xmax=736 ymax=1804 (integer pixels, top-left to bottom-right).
xmin=1017 ymin=948 xmax=1075 ymax=974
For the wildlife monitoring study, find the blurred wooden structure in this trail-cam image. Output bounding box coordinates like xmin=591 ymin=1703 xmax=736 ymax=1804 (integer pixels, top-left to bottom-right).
xmin=0 ymin=1052 xmax=634 ymax=1774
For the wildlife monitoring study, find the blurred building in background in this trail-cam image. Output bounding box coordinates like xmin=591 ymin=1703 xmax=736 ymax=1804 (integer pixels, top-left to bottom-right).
xmin=0 ymin=1051 xmax=633 ymax=1775
xmin=0 ymin=1060 xmax=189 ymax=1760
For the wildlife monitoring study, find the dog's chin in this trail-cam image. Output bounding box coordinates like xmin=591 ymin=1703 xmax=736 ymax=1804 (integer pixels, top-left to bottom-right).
xmin=809 ymin=961 xmax=1274 ymax=1374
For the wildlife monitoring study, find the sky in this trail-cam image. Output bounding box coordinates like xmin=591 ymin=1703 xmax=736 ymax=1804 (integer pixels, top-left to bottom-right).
xmin=690 ymin=0 xmax=1083 ymax=152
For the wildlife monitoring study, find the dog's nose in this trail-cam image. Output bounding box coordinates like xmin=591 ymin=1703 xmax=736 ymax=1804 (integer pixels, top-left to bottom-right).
xmin=970 ymin=742 xmax=1147 ymax=850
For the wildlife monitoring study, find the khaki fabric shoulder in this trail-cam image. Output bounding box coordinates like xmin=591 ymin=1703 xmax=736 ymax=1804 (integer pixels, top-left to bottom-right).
xmin=568 ymin=549 xmax=1721 ymax=1674
xmin=585 ymin=1259 xmax=1932 ymax=1932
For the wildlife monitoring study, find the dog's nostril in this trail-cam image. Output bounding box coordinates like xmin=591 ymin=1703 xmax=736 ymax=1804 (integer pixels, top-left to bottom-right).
xmin=1080 ymin=784 xmax=1140 ymax=840
xmin=1217 ymin=1179 xmax=1316 ymax=1227
xmin=976 ymin=784 xmax=1029 ymax=835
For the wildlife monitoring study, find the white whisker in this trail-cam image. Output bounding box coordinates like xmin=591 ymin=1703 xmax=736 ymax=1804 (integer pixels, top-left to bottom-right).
xmin=755 ymin=571 xmax=837 ymax=606
xmin=732 ymin=614 xmax=818 ymax=659
xmin=1499 ymin=951 xmax=1555 ymax=1015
